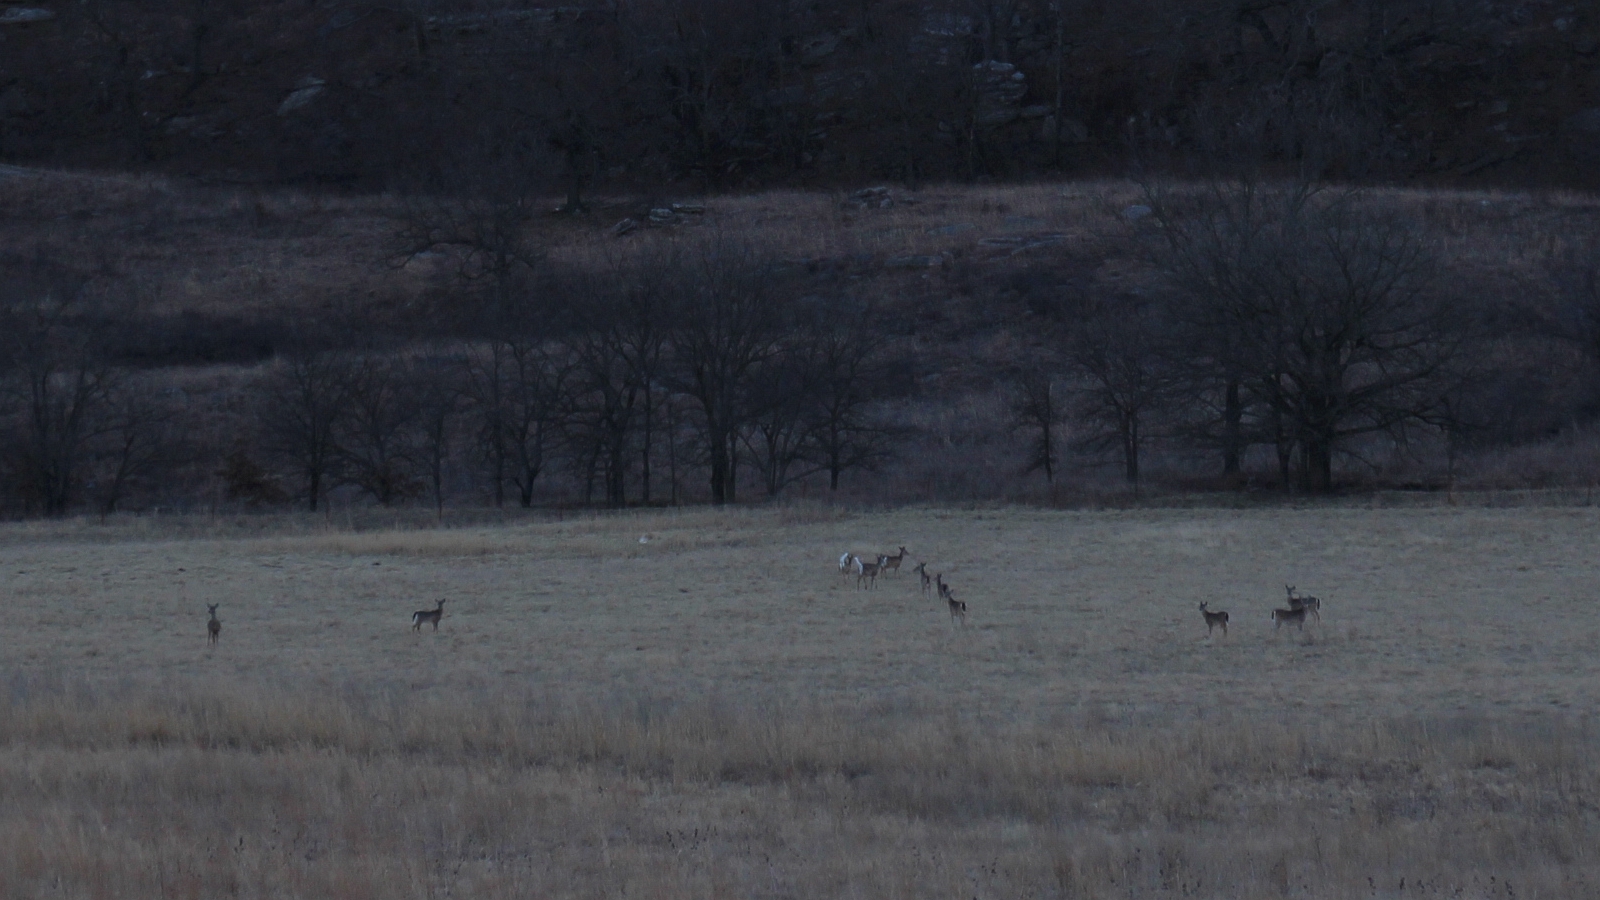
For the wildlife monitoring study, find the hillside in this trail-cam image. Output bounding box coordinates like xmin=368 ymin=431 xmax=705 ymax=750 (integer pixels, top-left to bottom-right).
xmin=3 ymin=0 xmax=1600 ymax=191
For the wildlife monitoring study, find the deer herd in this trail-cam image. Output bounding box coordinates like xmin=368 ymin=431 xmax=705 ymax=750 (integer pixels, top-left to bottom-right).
xmin=1202 ymin=584 xmax=1324 ymax=638
xmin=839 ymin=547 xmax=968 ymax=625
xmin=200 ymin=544 xmax=1323 ymax=645
xmin=835 ymin=546 xmax=1326 ymax=638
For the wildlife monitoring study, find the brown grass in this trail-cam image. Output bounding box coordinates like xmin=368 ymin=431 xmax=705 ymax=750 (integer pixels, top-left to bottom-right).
xmin=2 ymin=504 xmax=1598 ymax=897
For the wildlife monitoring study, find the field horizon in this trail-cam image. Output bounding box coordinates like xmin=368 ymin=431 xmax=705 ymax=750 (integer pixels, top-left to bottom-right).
xmin=3 ymin=502 xmax=1597 ymax=897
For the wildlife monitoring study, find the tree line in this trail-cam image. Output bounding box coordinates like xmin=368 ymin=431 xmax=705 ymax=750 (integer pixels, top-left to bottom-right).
xmin=5 ymin=174 xmax=1600 ymax=517
xmin=0 ymin=239 xmax=906 ymax=515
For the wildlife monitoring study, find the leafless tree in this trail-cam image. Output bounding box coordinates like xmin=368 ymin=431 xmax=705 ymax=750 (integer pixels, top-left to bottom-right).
xmin=337 ymin=355 xmax=421 ymax=506
xmin=257 ymin=353 xmax=349 ymax=512
xmin=796 ymin=297 xmax=901 ymax=491
xmin=90 ymin=374 xmax=181 ymax=515
xmin=463 ymin=339 xmax=571 ymax=509
xmin=1010 ymin=366 xmax=1064 ymax=484
xmin=664 ymin=238 xmax=791 ymax=504
xmin=410 ymin=353 xmax=465 ymax=519
xmin=0 ymin=252 xmax=133 ymax=516
xmin=1148 ymin=184 xmax=1465 ymax=491
xmin=1067 ymin=292 xmax=1179 ymax=491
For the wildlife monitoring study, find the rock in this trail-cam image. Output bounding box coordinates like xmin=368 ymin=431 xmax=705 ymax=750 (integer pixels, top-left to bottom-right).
xmin=1123 ymin=205 xmax=1153 ymax=222
xmin=0 ymin=7 xmax=55 ymax=25
xmin=885 ymin=254 xmax=941 ymax=269
xmin=609 ymin=218 xmax=638 ymax=237
xmin=277 ymin=76 xmax=327 ymax=116
xmin=670 ymin=202 xmax=706 ymax=214
xmin=0 ymin=86 xmax=35 ymax=117
xmin=647 ymin=208 xmax=677 ymax=224
xmin=927 ymin=223 xmax=976 ymax=236
xmin=978 ymin=234 xmax=1066 ymax=255
xmin=971 ymin=61 xmax=1028 ymax=128
xmin=922 ymin=12 xmax=974 ymax=37
xmin=1043 ymin=116 xmax=1089 ymax=143
xmin=846 ymin=186 xmax=893 ymax=209
xmin=799 ymin=34 xmax=839 ymax=65
xmin=1563 ymin=108 xmax=1600 ymax=134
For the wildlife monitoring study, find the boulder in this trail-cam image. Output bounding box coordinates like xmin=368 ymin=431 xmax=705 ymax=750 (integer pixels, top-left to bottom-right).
xmin=845 ymin=186 xmax=894 ymax=209
xmin=972 ymin=61 xmax=1028 ymax=127
xmin=277 ymin=76 xmax=327 ymax=116
xmin=886 ymin=254 xmax=941 ymax=269
xmin=0 ymin=7 xmax=55 ymax=25
xmin=1563 ymin=108 xmax=1600 ymax=134
xmin=0 ymin=86 xmax=35 ymax=117
xmin=1043 ymin=115 xmax=1089 ymax=143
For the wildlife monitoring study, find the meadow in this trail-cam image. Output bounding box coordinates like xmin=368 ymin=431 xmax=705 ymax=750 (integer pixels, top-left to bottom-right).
xmin=2 ymin=502 xmax=1597 ymax=898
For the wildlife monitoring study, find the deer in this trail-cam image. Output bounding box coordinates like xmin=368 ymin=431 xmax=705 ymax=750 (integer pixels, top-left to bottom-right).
xmin=412 ymin=599 xmax=446 ymax=632
xmin=206 ymin=604 xmax=221 ymax=645
xmin=839 ymin=552 xmax=857 ymax=579
xmin=1198 ymin=602 xmax=1228 ymax=637
xmin=856 ymin=556 xmax=883 ymax=590
xmin=1271 ymin=605 xmax=1308 ymax=631
xmin=935 ymin=573 xmax=953 ymax=602
xmin=880 ymin=546 xmax=908 ymax=577
xmin=913 ymin=562 xmax=932 ymax=596
xmin=1285 ymin=585 xmax=1322 ymax=622
xmin=947 ymin=591 xmax=967 ymax=626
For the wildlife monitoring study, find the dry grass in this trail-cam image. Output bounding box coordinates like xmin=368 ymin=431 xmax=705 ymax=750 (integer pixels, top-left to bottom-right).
xmin=10 ymin=165 xmax=1593 ymax=323
xmin=2 ymin=503 xmax=1598 ymax=897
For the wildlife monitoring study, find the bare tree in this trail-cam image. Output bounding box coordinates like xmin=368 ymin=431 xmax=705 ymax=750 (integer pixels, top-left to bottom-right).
xmin=0 ymin=253 xmax=131 ymax=516
xmin=90 ymin=374 xmax=181 ymax=515
xmin=464 ymin=339 xmax=571 ymax=508
xmin=410 ymin=353 xmax=465 ymax=518
xmin=257 ymin=353 xmax=349 ymax=512
xmin=562 ymin=250 xmax=675 ymax=507
xmin=337 ymin=355 xmax=421 ymax=506
xmin=1067 ymin=293 xmax=1179 ymax=491
xmin=1010 ymin=366 xmax=1064 ymax=484
xmin=1148 ymin=184 xmax=1465 ymax=491
xmin=664 ymin=239 xmax=790 ymax=504
xmin=796 ymin=297 xmax=901 ymax=491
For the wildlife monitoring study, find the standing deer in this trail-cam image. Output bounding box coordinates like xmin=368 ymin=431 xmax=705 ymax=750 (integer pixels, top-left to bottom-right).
xmin=839 ymin=552 xmax=857 ymax=579
xmin=207 ymin=604 xmax=221 ymax=645
xmin=1271 ymin=605 xmax=1308 ymax=631
xmin=935 ymin=573 xmax=952 ymax=601
xmin=947 ymin=591 xmax=967 ymax=625
xmin=913 ymin=562 xmax=932 ymax=596
xmin=880 ymin=546 xmax=907 ymax=576
xmin=1285 ymin=585 xmax=1322 ymax=622
xmin=1198 ymin=602 xmax=1228 ymax=637
xmin=856 ymin=556 xmax=884 ymax=590
xmin=412 ymin=599 xmax=446 ymax=632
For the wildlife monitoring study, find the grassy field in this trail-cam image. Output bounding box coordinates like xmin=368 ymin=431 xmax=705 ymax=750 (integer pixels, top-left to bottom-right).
xmin=2 ymin=503 xmax=1598 ymax=898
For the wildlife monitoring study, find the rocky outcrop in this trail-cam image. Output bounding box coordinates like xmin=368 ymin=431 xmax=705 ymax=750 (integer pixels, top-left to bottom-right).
xmin=277 ymin=76 xmax=326 ymax=116
xmin=972 ymin=61 xmax=1029 ymax=127
xmin=0 ymin=7 xmax=54 ymax=25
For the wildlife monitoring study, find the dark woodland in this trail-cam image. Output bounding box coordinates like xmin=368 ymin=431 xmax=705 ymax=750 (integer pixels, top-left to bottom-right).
xmin=2 ymin=0 xmax=1600 ymax=515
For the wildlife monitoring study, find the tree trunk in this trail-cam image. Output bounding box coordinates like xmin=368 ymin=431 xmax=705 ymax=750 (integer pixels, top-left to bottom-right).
xmin=708 ymin=425 xmax=729 ymax=505
xmin=1121 ymin=413 xmax=1140 ymax=486
xmin=640 ymin=384 xmax=654 ymax=504
xmin=1222 ymin=378 xmax=1242 ymax=475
